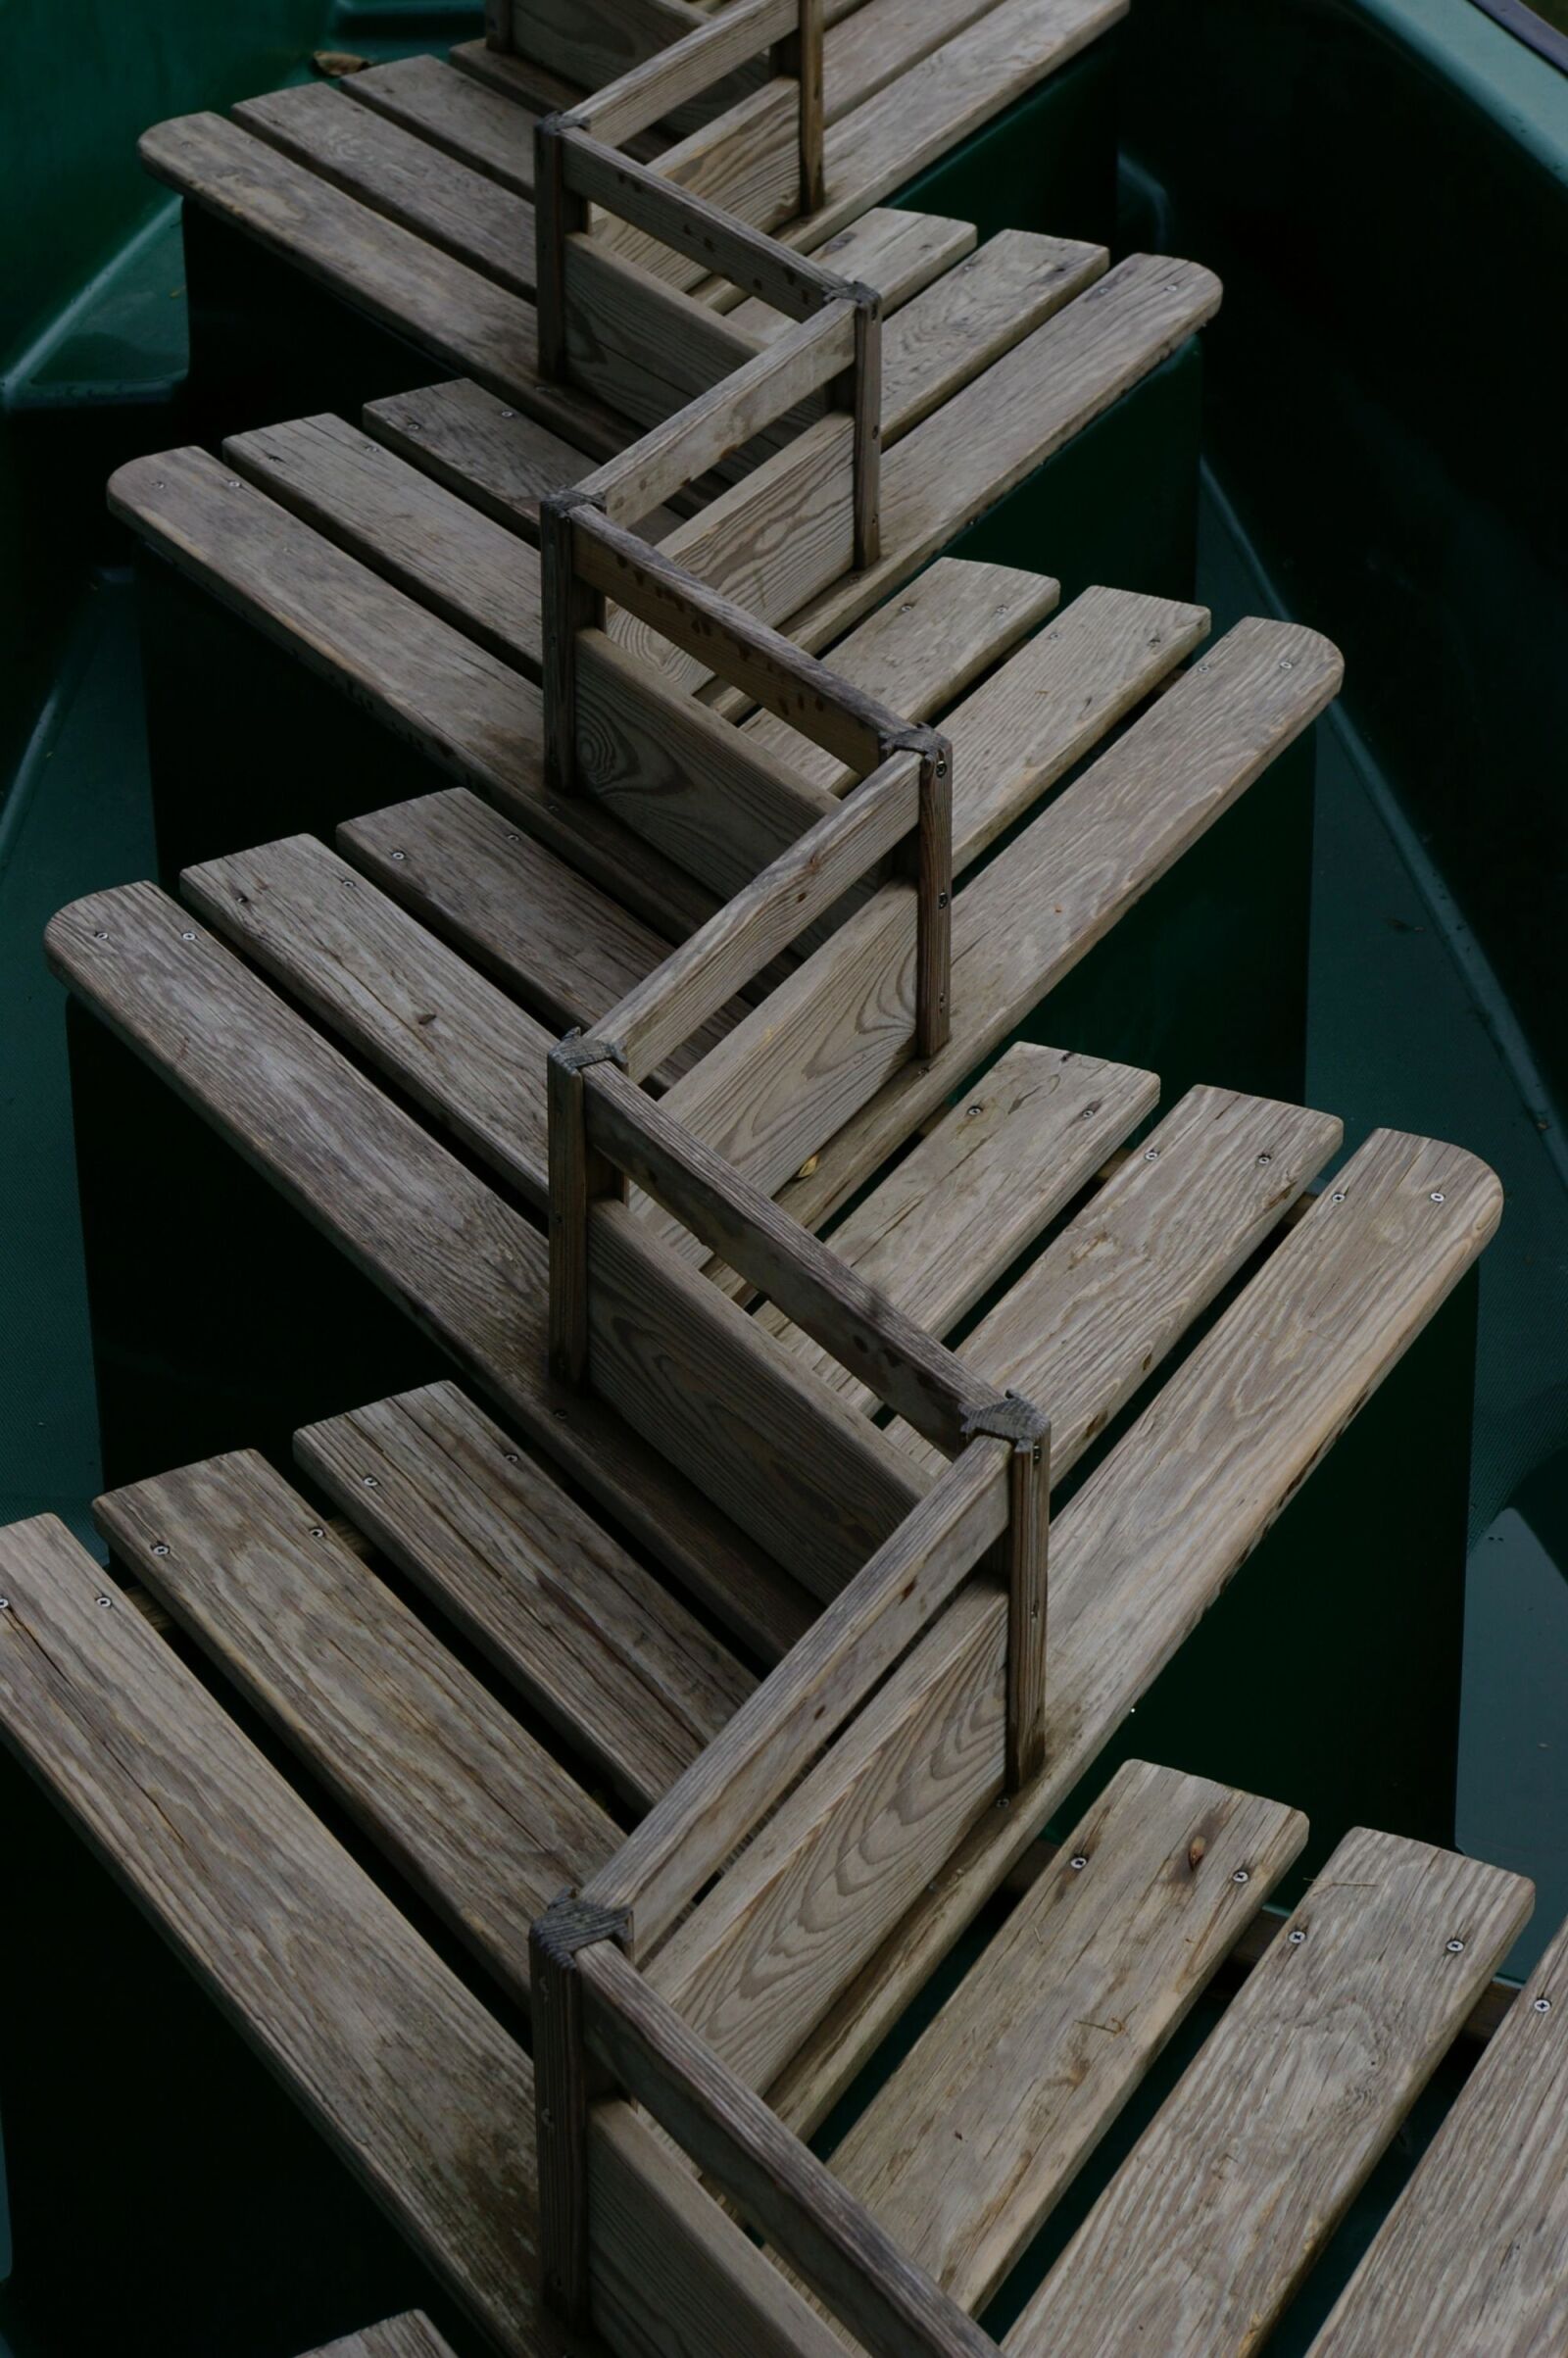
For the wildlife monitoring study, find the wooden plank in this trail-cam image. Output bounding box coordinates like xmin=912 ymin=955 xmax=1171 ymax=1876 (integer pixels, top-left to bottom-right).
xmin=138 ymin=115 xmax=543 ymax=406
xmin=587 ymin=1197 xmax=921 ymax=1597
xmin=0 ymin=1514 xmax=541 ymax=2357
xmin=93 ymin=1449 xmax=615 ymax=1998
xmin=337 ymin=785 xmax=731 ymax=1075
xmin=564 ymin=232 xmax=760 ymax=430
xmin=583 ymin=1437 xmax=1009 ymax=1957
xmin=880 ymin=229 xmax=1105 ymax=440
xmin=107 ymin=450 xmax=713 ymax=944
xmin=362 ymin=378 xmax=602 ymax=539
xmin=764 ymin=1126 xmax=1505 ymax=2134
xmin=760 ymin=615 xmax=1335 ymax=1242
xmin=222 ymin=413 xmax=544 ymax=676
xmin=1307 ymin=1905 xmax=1568 ymax=2358
xmin=725 ymin=206 xmax=974 ymax=340
xmin=46 ymin=883 xmax=813 ymax=1660
xmin=570 ymin=0 xmax=786 ymax=149
xmin=344 ymin=55 xmax=538 ymax=196
xmin=884 ymin=1085 xmax=1344 ymax=1473
xmin=758 ymin=1044 xmax=1158 ymax=1403
xmin=303 ymin=2316 xmax=456 ymax=2358
xmin=579 ymin=1937 xmax=999 ymax=2358
xmin=293 ymin=1381 xmax=753 ymax=1815
xmin=180 ymin=833 xmax=555 ymax=1207
xmin=234 ymin=82 xmax=536 ymax=296
xmin=614 ymin=254 xmax=1219 ymax=694
xmin=830 ymin=1760 xmax=1306 ymax=2311
xmin=653 ymin=589 xmax=1223 ymax=1217
xmin=1005 ymin=1829 xmax=1534 ymax=2358
xmin=741 ymin=556 xmax=1059 ymax=797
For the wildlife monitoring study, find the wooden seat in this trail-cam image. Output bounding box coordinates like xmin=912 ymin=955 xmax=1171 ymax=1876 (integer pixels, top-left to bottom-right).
xmin=142 ymin=0 xmax=1129 ymax=429
xmin=302 ymin=2322 xmax=457 ymax=2358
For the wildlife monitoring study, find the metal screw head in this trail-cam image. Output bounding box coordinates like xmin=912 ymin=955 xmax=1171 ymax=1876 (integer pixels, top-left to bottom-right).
xmin=1288 ymin=1927 xmax=1307 ymax=1944
xmin=362 ymin=1474 xmax=379 ymax=1489
xmin=1331 ymin=1190 xmax=1346 ymax=1204
xmin=150 ymin=1542 xmax=170 ymax=1557
xmin=1534 ymin=1996 xmax=1552 ymax=2014
xmin=1232 ymin=1868 xmax=1250 ymax=1885
xmin=1279 ymin=656 xmax=1296 ymax=671
xmin=224 ymin=477 xmax=241 ymax=488
xmin=1145 ymin=1146 xmax=1160 ymax=1161
xmin=500 ymin=409 xmax=515 ymax=418
xmin=1256 ymin=1151 xmax=1273 ymax=1164
xmin=96 ymin=1595 xmax=114 ymax=1608
xmin=1068 ymin=1854 xmax=1089 ymax=1872
xmin=0 ymin=1597 xmax=10 ymax=1610
xmin=93 ymin=930 xmax=110 ymax=942
xmin=390 ymin=849 xmax=407 ymax=861
xmin=1431 ymin=1190 xmax=1446 ymax=1204
xmin=966 ymin=1103 xmax=984 ymax=1117
xmin=179 ymin=930 xmax=197 ymax=942
xmin=1446 ymin=1938 xmax=1466 ymax=1953
xmin=504 ymin=1450 xmax=520 ymax=1464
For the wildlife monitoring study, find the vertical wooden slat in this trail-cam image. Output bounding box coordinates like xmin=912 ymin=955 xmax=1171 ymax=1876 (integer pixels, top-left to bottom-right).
xmin=547 ymin=1035 xmax=623 ymax=1385
xmin=533 ymin=114 xmax=585 ymax=385
xmin=909 ymin=732 xmax=951 ymax=1058
xmin=848 ymin=282 xmax=882 ymax=568
xmin=530 ymin=1896 xmax=631 ymax=2331
xmin=539 ymin=490 xmax=603 ymax=797
xmin=1004 ymin=1409 xmax=1050 ymax=1790
xmin=773 ymin=0 xmax=825 ymax=216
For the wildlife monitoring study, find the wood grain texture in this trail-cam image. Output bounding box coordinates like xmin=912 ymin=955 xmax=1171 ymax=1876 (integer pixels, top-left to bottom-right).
xmin=1004 ymin=1828 xmax=1534 ymax=2358
xmin=344 ymin=55 xmax=538 ymax=195
xmin=879 ymin=229 xmax=1105 ymax=441
xmin=362 ymin=376 xmax=602 ymax=539
xmin=180 ymin=832 xmax=555 ymax=1209
xmin=234 ymin=81 xmax=536 ymax=296
xmin=107 ymin=449 xmax=711 ymax=944
xmin=583 ymin=1437 xmax=1008 ymax=1957
xmin=759 ymin=1044 xmax=1158 ymax=1408
xmin=564 ymin=233 xmax=759 ymax=431
xmin=884 ymin=1085 xmax=1343 ymax=1473
xmin=46 ymin=882 xmax=811 ymax=1661
xmin=653 ymin=588 xmax=1214 ymax=1217
xmin=294 ymin=1382 xmax=751 ymax=1814
xmin=0 ymin=1515 xmax=540 ymax=2356
xmin=337 ymin=785 xmax=730 ymax=1077
xmin=831 ymin=1759 xmax=1307 ymax=2311
xmin=725 ymin=206 xmax=974 ymax=342
xmin=302 ymin=2315 xmax=456 ymax=2358
xmin=766 ymin=614 xmax=1335 ymax=1241
xmin=222 ymin=413 xmax=544 ymax=677
xmin=580 ymin=1938 xmax=998 ymax=2358
xmin=765 ymin=1125 xmax=1505 ymax=2135
xmin=93 ymin=1449 xmax=614 ymax=1999
xmin=1307 ymin=1903 xmax=1568 ymax=2358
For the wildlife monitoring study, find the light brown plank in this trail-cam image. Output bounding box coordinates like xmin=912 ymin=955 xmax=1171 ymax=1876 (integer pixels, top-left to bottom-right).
xmin=337 ymin=785 xmax=730 ymax=1075
xmin=725 ymin=205 xmax=975 ymax=341
xmin=759 ymin=1044 xmax=1159 ymax=1406
xmin=884 ymin=1085 xmax=1344 ymax=1473
xmin=234 ymin=81 xmax=536 ymax=296
xmin=1005 ymin=1829 xmax=1534 ymax=2358
xmin=362 ymin=378 xmax=604 ymax=540
xmin=222 ymin=413 xmax=544 ymax=676
xmin=303 ymin=2315 xmax=456 ymax=2358
xmin=766 ymin=1126 xmax=1504 ymax=2134
xmin=94 ymin=1449 xmax=615 ymax=1997
xmin=879 ymin=229 xmax=1105 ymax=441
xmin=344 ymin=55 xmax=538 ymax=195
xmin=1307 ymin=1905 xmax=1568 ymax=2358
xmin=45 ymin=882 xmax=812 ymax=1660
xmin=831 ymin=1760 xmax=1307 ymax=2312
xmin=180 ymin=833 xmax=554 ymax=1207
xmin=293 ymin=1381 xmax=753 ymax=1814
xmin=0 ymin=1514 xmax=540 ymax=2357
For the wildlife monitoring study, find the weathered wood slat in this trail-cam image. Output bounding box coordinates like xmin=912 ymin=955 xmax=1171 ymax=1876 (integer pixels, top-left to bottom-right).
xmin=93 ymin=1449 xmax=615 ymax=1995
xmin=759 ymin=1044 xmax=1159 ymax=1404
xmin=222 ymin=413 xmax=545 ymax=676
xmin=884 ymin=1085 xmax=1343 ymax=1472
xmin=106 ymin=449 xmax=711 ymax=944
xmin=1004 ymin=1829 xmax=1534 ymax=2358
xmin=878 ymin=229 xmax=1105 ymax=442
xmin=363 ymin=379 xmax=603 ymax=539
xmin=344 ymin=56 xmax=538 ymax=196
xmin=830 ymin=1760 xmax=1307 ymax=2312
xmin=45 ymin=883 xmax=812 ymax=1660
xmin=725 ymin=206 xmax=975 ymax=340
xmin=1306 ymin=1905 xmax=1568 ymax=2358
xmin=293 ymin=1381 xmax=753 ymax=1814
xmin=234 ymin=81 xmax=536 ymax=296
xmin=337 ymin=785 xmax=730 ymax=1075
xmin=180 ymin=833 xmax=555 ymax=1206
xmin=765 ymin=1126 xmax=1503 ymax=2134
xmin=654 ymin=590 xmax=1228 ymax=1217
xmin=754 ymin=616 xmax=1337 ymax=1242
xmin=0 ymin=1514 xmax=541 ymax=2357
xmin=303 ymin=2316 xmax=456 ymax=2358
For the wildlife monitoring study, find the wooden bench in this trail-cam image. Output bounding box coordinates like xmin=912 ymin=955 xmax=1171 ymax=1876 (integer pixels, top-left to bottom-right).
xmin=143 ymin=0 xmax=1129 ymax=430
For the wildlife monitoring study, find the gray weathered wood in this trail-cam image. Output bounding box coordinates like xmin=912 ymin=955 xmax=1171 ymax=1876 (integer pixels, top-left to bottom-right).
xmin=362 ymin=378 xmax=601 ymax=539
xmin=93 ymin=1449 xmax=614 ymax=1999
xmin=302 ymin=2315 xmax=457 ymax=2358
xmin=531 ymin=1895 xmax=631 ymax=2330
xmin=1307 ymin=1903 xmax=1568 ymax=2358
xmin=294 ymin=1381 xmax=752 ymax=1814
xmin=345 ymin=55 xmax=538 ymax=195
xmin=1004 ymin=1828 xmax=1534 ymax=2358
xmin=831 ymin=1759 xmax=1307 ymax=2311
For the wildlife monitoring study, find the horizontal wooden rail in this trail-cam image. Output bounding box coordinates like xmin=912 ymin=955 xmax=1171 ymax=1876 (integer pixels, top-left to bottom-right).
xmin=580 ymin=1437 xmax=1012 ymax=1954
xmin=584 ymin=1060 xmax=996 ymax=1453
xmin=569 ymin=0 xmax=818 ymax=166
xmin=568 ymin=1931 xmax=1003 ymax=2358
